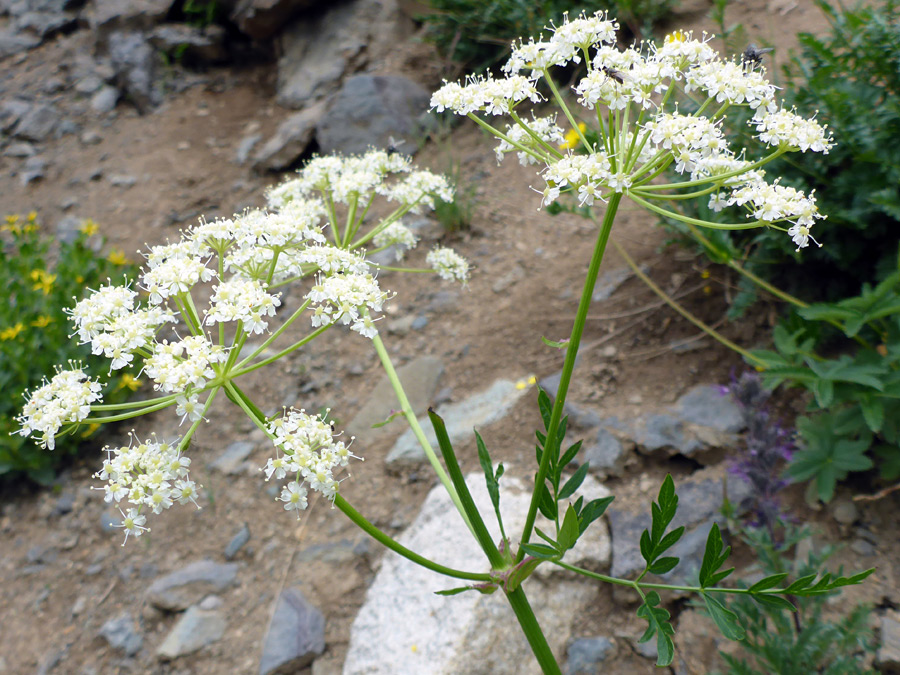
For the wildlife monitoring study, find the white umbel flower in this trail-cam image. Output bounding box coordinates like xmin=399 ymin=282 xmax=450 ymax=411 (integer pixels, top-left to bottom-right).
xmin=17 ymin=364 xmax=103 ymax=450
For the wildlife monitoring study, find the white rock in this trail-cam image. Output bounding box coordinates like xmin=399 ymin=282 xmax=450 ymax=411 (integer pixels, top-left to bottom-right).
xmin=344 ymin=473 xmax=609 ymax=674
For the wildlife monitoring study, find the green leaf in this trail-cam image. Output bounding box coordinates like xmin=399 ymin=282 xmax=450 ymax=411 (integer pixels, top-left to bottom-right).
xmin=699 ymin=523 xmax=727 ymax=588
xmin=541 ymin=335 xmax=569 ymax=349
xmin=558 ymin=504 xmax=580 ymax=551
xmin=475 ymin=431 xmax=501 ymax=513
xmin=648 ymin=556 xmax=680 ymax=575
xmin=520 ymin=542 xmax=559 ymax=560
xmin=538 ymin=482 xmax=556 ymax=520
xmin=747 ymin=572 xmax=789 ymax=593
xmin=537 ymin=387 xmax=552 ymax=429
xmin=860 ymin=394 xmax=885 ymax=433
xmin=703 ymin=592 xmax=745 ymax=641
xmin=534 ymin=526 xmax=556 ymax=547
xmin=636 ymin=591 xmax=676 ymax=667
xmin=559 ymin=440 xmax=582 ymax=468
xmin=579 ymin=496 xmax=614 ymax=535
xmin=435 ymin=586 xmax=474 ymax=596
xmin=371 ymin=410 xmax=403 ymax=428
xmin=559 ymin=463 xmax=589 ymax=500
xmin=750 ymin=594 xmax=797 ymax=612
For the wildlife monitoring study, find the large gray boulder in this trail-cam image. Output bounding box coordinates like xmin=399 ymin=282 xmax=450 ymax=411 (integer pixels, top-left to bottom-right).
xmin=316 ymin=75 xmax=431 ymax=156
xmin=230 ymin=0 xmax=320 ymax=40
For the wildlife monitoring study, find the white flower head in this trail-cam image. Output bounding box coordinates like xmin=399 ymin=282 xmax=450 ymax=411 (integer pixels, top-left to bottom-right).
xmin=427 ymin=247 xmax=470 ymax=284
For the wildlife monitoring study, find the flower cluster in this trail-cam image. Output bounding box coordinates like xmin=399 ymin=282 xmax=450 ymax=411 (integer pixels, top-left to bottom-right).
xmin=307 ymin=273 xmax=388 ymax=338
xmin=94 ymin=432 xmax=199 ymax=543
xmin=143 ymin=335 xmax=227 ymax=394
xmin=16 ymin=364 xmax=102 ymax=450
xmin=430 ymin=12 xmax=834 ymax=249
xmin=263 ymin=408 xmax=359 ymax=516
xmin=205 ymin=278 xmax=281 ymax=335
xmin=427 ymin=247 xmax=470 ymax=283
xmin=373 ymin=221 xmax=419 ymax=260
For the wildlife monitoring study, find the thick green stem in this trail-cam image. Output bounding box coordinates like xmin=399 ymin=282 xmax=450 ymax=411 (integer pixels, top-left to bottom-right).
xmin=333 ymin=494 xmax=490 ymax=582
xmin=518 ymin=193 xmax=622 ymax=562
xmin=506 ymin=587 xmax=563 ymax=675
xmin=370 ymin=332 xmax=472 ymax=532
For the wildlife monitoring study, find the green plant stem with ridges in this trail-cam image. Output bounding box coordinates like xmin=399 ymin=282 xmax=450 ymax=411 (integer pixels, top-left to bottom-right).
xmin=505 ymin=586 xmax=563 ymax=675
xmin=230 ymin=323 xmax=331 ymax=378
xmin=611 ymin=239 xmax=763 ymax=365
xmin=370 ymin=330 xmax=473 ymax=534
xmin=232 ymin=298 xmax=312 ymax=372
xmin=333 ymin=494 xmax=491 ymax=582
xmin=629 ymin=192 xmax=768 ymax=230
xmin=517 ymin=192 xmax=622 ymax=563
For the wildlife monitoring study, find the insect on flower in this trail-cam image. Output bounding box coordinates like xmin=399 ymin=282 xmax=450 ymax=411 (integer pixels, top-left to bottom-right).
xmin=742 ymin=43 xmax=774 ymax=68
xmin=599 ymin=64 xmax=625 ymax=84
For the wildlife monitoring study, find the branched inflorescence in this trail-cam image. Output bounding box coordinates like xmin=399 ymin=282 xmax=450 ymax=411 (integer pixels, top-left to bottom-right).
xmin=431 ymin=12 xmax=834 ymax=250
xmin=17 ymin=149 xmax=468 ymax=543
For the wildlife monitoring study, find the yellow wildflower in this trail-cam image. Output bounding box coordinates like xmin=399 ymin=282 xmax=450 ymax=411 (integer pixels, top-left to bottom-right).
xmin=107 ymin=249 xmax=128 ymax=266
xmin=559 ymin=122 xmax=587 ymax=151
xmin=79 ymin=219 xmax=99 ymax=236
xmin=80 ymin=423 xmax=100 ymax=439
xmin=700 ymin=269 xmax=711 ymax=279
xmin=0 ymin=323 xmax=25 ymax=340
xmin=31 ymin=315 xmax=54 ymax=328
xmin=665 ymin=30 xmax=686 ymax=44
xmin=30 ymin=269 xmax=56 ymax=294
xmin=116 ymin=373 xmax=143 ymax=392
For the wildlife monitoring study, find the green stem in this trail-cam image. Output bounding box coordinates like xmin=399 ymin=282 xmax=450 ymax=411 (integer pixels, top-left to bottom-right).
xmin=334 ymin=495 xmax=490 ymax=582
xmin=629 ymin=192 xmax=767 ymax=230
xmin=517 ymin=193 xmax=622 ymax=562
xmin=83 ymin=397 xmax=176 ymax=423
xmin=505 ymin=587 xmax=563 ymax=675
xmin=611 ymin=239 xmax=763 ymax=365
xmin=370 ymin=332 xmax=472 ymax=532
xmin=91 ymin=393 xmax=179 ymax=411
xmin=231 ymin=298 xmax=312 ymax=372
xmin=230 ymin=323 xmax=331 ymax=378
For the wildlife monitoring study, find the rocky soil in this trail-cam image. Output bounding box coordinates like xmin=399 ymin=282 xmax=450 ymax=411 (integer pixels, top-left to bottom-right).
xmin=2 ymin=0 xmax=899 ymax=674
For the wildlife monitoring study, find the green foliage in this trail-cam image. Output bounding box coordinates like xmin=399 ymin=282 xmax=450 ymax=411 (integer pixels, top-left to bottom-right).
xmin=181 ymin=0 xmax=221 ymax=29
xmin=519 ymin=387 xmax=614 ymax=561
xmin=420 ymin=0 xmax=678 ymax=71
xmin=678 ymin=0 xmax=900 ymax=304
xmin=432 ymin=159 xmax=478 ymax=233
xmin=750 ymin=268 xmax=900 ymax=501
xmin=713 ymin=523 xmax=877 ymax=675
xmin=631 ymin=476 xmax=872 ymax=666
xmin=0 ymin=214 xmax=140 ymax=483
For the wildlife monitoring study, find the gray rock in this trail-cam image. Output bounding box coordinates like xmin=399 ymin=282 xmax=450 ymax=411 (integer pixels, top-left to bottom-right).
xmin=492 ymin=264 xmax=526 ymax=293
xmin=52 ymin=492 xmax=75 ymax=516
xmin=346 ymin=355 xmax=444 ymax=438
xmin=296 ymin=537 xmax=369 ymax=565
xmin=583 ymin=428 xmax=629 ymax=477
xmin=878 ymin=613 xmax=900 ymax=669
xmin=345 ymin=473 xmax=607 ymax=674
xmin=633 ymin=637 xmax=659 ymax=659
xmin=149 ymin=23 xmax=226 ymax=63
xmin=252 ymin=101 xmax=325 ymax=171
xmin=411 ymin=315 xmax=429 ymax=331
xmin=88 ymin=0 xmax=174 ymax=40
xmin=567 ymin=636 xmax=615 ymax=674
xmin=316 ymin=75 xmax=430 ymax=156
xmin=75 ymin=75 xmax=105 ymax=95
xmin=156 ymin=605 xmax=226 ymax=659
xmin=830 ymin=498 xmax=858 ymax=526
xmin=20 ymin=155 xmax=47 ymax=185
xmin=275 ymin=1 xmax=366 ymax=109
xmin=147 ymin=560 xmax=239 ymax=611
xmin=13 ymin=104 xmax=59 ymax=142
xmin=608 ymin=468 xmax=752 ymax=589
xmin=675 ymin=385 xmax=743 ymax=433
xmin=14 ymin=8 xmax=76 ymax=39
xmin=210 ymin=440 xmax=256 ymax=475
xmin=0 ymin=29 xmax=41 ymax=58
xmin=592 ymin=267 xmax=633 ymax=302
xmin=258 ymin=588 xmax=325 ymax=675
xmin=91 ymin=85 xmax=119 ymax=113
xmin=235 ymin=133 xmax=261 ymax=165
xmin=230 ymin=0 xmax=317 ymax=40
xmin=56 ymin=215 xmax=84 ymax=244
xmin=99 ymin=509 xmax=120 ymax=533
xmin=0 ymin=99 xmax=32 ymax=133
xmin=108 ymin=173 xmax=137 ymax=188
xmin=99 ymin=612 xmax=143 ymax=656
xmin=107 ymin=30 xmax=160 ymax=112
xmin=3 ymin=141 xmax=35 ymax=157
xmin=850 ymin=539 xmax=876 ymax=557
xmin=80 ymin=129 xmax=103 ymax=145
xmin=386 ymin=378 xmax=531 ymax=467
xmin=224 ymin=524 xmax=251 ymax=560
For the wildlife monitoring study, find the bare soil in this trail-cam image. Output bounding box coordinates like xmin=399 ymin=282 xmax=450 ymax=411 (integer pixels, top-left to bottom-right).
xmin=1 ymin=2 xmax=898 ymax=674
